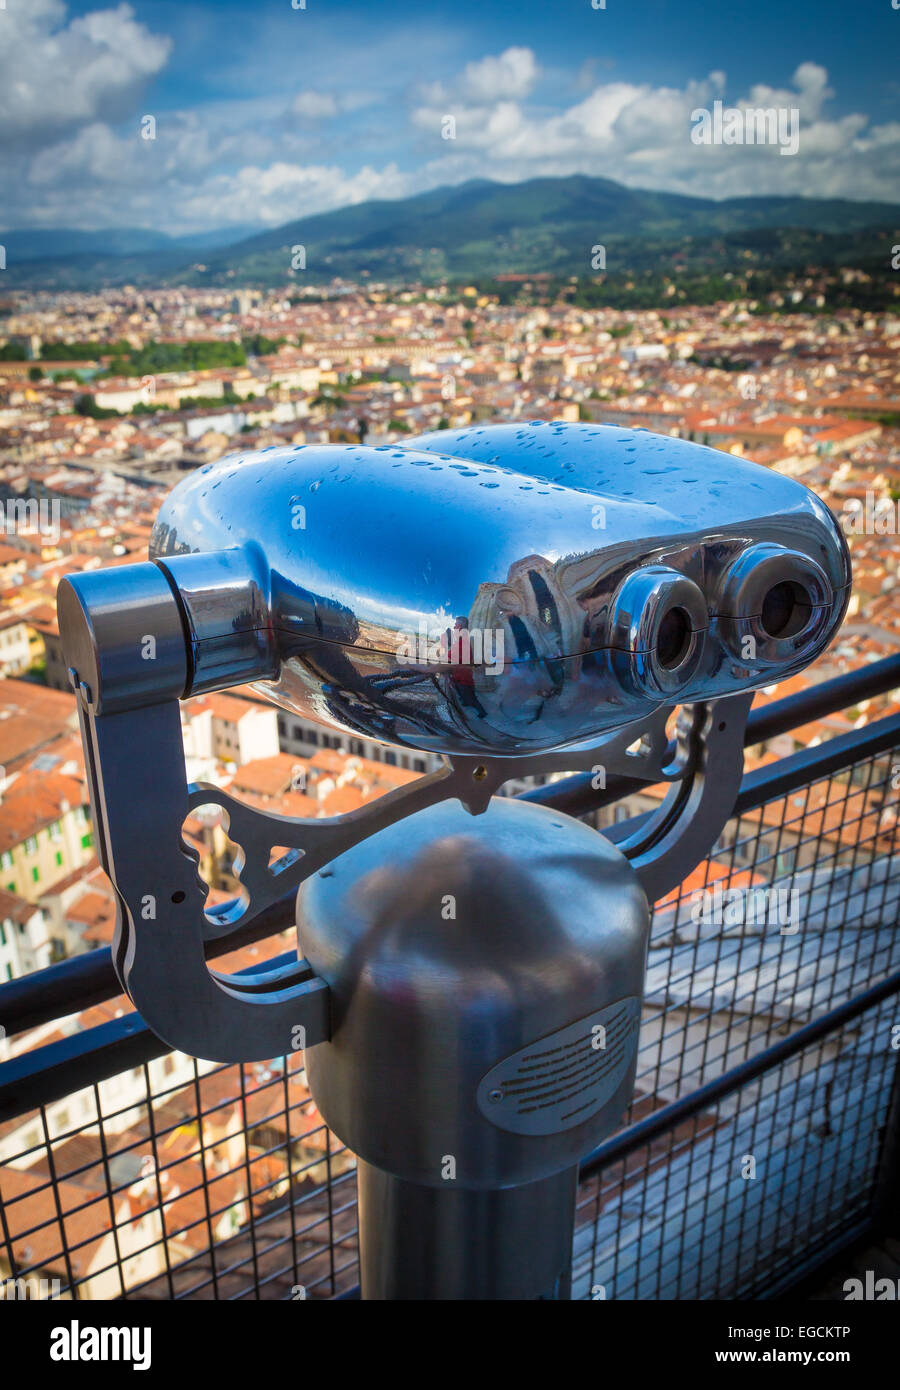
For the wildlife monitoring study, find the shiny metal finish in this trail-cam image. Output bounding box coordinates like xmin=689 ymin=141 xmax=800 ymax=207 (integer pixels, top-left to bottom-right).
xmin=66 ymin=678 xmax=331 ymax=1064
xmin=609 ymin=564 xmax=708 ymax=697
xmin=154 ymin=544 xmax=277 ymax=694
xmin=56 ymin=417 xmax=854 ymax=1298
xmin=357 ymin=1161 xmax=578 ymax=1300
xmin=57 ymin=563 xmax=188 ymax=715
xmin=298 ymin=796 xmax=650 ymax=1190
xmin=149 ymin=423 xmax=851 ymax=756
xmin=716 ymin=541 xmax=833 ymax=665
xmin=56 ymin=535 xmax=753 ymax=1063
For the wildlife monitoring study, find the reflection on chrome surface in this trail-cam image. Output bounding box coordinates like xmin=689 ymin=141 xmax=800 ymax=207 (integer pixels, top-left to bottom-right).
xmin=149 ymin=422 xmax=851 ymax=756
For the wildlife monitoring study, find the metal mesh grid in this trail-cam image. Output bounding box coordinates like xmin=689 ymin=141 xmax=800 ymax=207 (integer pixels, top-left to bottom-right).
xmin=629 ymin=743 xmax=900 ymax=1113
xmin=1 ymin=741 xmax=897 ymax=1300
xmin=0 ymin=1052 xmax=358 ymax=1300
xmin=570 ymin=740 xmax=900 ymax=1299
xmin=572 ymin=1003 xmax=895 ymax=1300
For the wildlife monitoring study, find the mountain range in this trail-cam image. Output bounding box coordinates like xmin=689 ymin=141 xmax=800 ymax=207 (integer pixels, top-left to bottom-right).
xmin=0 ymin=224 xmax=264 ymax=263
xmin=1 ymin=176 xmax=898 ymax=290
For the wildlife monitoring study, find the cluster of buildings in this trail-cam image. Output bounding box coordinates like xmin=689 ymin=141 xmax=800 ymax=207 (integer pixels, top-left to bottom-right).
xmin=0 ymin=278 xmax=898 ymax=1295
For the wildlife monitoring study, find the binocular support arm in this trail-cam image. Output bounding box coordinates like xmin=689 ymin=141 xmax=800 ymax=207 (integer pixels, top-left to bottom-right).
xmin=73 ymin=681 xmax=331 ymax=1062
xmin=72 ymin=669 xmax=749 ymax=1061
xmin=621 ymin=694 xmax=752 ymax=903
xmin=60 ymin=559 xmax=751 ymax=1062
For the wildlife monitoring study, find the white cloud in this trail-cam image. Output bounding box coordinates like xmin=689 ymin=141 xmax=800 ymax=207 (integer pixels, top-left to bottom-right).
xmin=10 ymin=128 xmax=417 ymax=232
xmin=414 ymin=46 xmax=540 ymax=112
xmin=27 ymin=111 xmax=275 ymax=191
xmin=408 ymin=59 xmax=898 ymax=204
xmin=288 ymin=89 xmax=378 ymax=123
xmin=460 ymin=47 xmax=539 ymax=103
xmin=0 ymin=0 xmax=171 ymax=151
xmin=4 ymin=26 xmax=898 ymax=238
xmin=170 ymin=161 xmax=413 ymax=229
xmin=742 ymin=63 xmax=833 ymax=123
xmin=292 ymin=91 xmax=339 ymax=121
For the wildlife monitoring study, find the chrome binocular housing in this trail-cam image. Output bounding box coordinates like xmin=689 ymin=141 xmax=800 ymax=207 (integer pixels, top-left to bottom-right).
xmin=54 ymin=418 xmax=851 ymax=1090
xmin=140 ymin=422 xmax=849 ymax=756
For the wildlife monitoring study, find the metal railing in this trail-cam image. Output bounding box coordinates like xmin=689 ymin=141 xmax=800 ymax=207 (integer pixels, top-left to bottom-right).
xmin=1 ymin=656 xmax=899 ymax=1300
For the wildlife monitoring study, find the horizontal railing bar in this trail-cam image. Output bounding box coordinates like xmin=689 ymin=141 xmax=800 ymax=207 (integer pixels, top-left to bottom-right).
xmin=0 ymin=894 xmax=304 ymax=1041
xmin=578 ymin=966 xmax=900 ymax=1178
xmin=0 ymin=950 xmax=298 ymax=1121
xmin=2 ymin=657 xmax=898 ymax=1054
xmin=746 ymin=653 xmax=900 ymax=746
xmin=754 ymin=1216 xmax=876 ymax=1302
xmin=523 ymin=653 xmax=900 ymax=818
xmin=733 ymin=711 xmax=900 ymax=816
xmin=597 ymin=706 xmax=900 ymax=852
xmin=0 ymin=1012 xmax=165 ymax=1125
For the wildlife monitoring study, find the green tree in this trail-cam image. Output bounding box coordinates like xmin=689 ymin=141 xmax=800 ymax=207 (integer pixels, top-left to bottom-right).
xmin=241 ymin=334 xmax=286 ymax=357
xmin=74 ymin=394 xmax=120 ymax=419
xmin=104 ymin=339 xmax=247 ymax=378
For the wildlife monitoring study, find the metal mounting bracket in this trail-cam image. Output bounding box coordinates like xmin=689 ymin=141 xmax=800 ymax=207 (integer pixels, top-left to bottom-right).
xmin=72 ymin=657 xmax=750 ymax=1061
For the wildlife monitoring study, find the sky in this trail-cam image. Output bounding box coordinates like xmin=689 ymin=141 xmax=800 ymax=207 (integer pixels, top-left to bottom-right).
xmin=1 ymin=0 xmax=898 ymax=235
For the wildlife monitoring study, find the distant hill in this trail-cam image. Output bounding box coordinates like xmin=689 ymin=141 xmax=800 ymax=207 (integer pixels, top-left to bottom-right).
xmin=1 ymin=176 xmax=898 ymax=289
xmin=0 ymin=227 xmax=173 ymax=261
xmin=172 ymin=225 xmax=265 ymax=251
xmin=0 ymin=223 xmax=264 ymax=267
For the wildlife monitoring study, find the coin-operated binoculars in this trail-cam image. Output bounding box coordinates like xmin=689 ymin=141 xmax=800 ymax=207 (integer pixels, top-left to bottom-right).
xmin=58 ymin=422 xmax=850 ymax=1300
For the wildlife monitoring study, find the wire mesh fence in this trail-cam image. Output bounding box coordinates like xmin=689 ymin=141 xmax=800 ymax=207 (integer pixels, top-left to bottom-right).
xmin=0 ymin=1051 xmax=358 ymax=1300
xmin=572 ymin=1001 xmax=896 ymax=1299
xmin=572 ymin=736 xmax=900 ymax=1299
xmin=1 ymin=735 xmax=898 ymax=1300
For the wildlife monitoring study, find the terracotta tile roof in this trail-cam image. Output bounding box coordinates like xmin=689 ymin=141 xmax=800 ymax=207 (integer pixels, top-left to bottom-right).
xmin=0 ymin=1164 xmax=112 ymax=1279
xmin=0 ymin=886 xmax=40 ymax=925
xmin=320 ymin=784 xmax=366 ymax=815
xmin=23 ymin=603 xmax=59 ymax=637
xmin=193 ymin=692 xmax=264 ymax=724
xmin=307 ymin=749 xmax=346 ymax=775
xmin=74 ymin=998 xmax=135 ymax=1031
xmin=67 ymin=890 xmax=117 ymax=944
xmin=0 ymin=611 xmax=30 ymax=632
xmin=656 ymin=860 xmax=766 ymax=912
xmin=348 ymin=756 xmax=419 ymax=789
xmin=227 ymin=753 xmax=304 ymax=799
xmin=0 ymin=678 xmax=77 ymax=767
xmin=0 ymin=771 xmax=88 ymax=853
xmin=225 ymin=787 xmax=319 ymax=818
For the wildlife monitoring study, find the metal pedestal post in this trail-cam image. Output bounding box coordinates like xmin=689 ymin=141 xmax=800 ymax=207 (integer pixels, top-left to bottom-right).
xmin=300 ymin=797 xmax=651 ymax=1302
xmin=357 ymin=1161 xmax=577 ymax=1300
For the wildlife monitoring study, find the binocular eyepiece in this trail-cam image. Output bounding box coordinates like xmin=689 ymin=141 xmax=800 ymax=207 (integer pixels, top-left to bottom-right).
xmin=605 ymin=541 xmax=833 ymax=700
xmin=60 ymin=422 xmax=850 ymax=757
